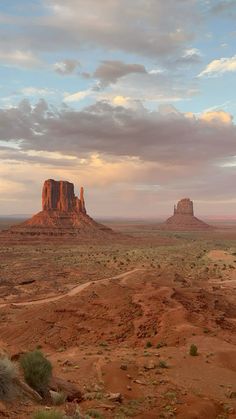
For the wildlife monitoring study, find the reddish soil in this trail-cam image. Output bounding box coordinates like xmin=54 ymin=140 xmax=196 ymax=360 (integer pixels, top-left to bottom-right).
xmin=0 ymin=222 xmax=236 ymax=418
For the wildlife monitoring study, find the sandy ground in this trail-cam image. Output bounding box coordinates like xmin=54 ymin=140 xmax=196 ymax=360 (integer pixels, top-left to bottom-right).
xmin=0 ymin=220 xmax=236 ymax=418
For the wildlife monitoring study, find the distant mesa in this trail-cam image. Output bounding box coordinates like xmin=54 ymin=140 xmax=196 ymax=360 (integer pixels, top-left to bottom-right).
xmin=6 ymin=179 xmax=114 ymax=238
xmin=162 ymin=198 xmax=212 ymax=231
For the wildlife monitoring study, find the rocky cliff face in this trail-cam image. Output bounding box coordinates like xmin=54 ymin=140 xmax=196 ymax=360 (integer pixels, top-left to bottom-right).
xmin=174 ymin=198 xmax=194 ymax=216
xmin=42 ymin=179 xmax=86 ymax=213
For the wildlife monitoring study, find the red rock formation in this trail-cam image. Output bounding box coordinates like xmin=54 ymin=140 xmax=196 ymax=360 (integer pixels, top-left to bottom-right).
xmin=6 ymin=179 xmax=114 ymax=239
xmin=174 ymin=198 xmax=194 ymax=216
xmin=163 ymin=198 xmax=212 ymax=231
xmin=42 ymin=179 xmax=86 ymax=213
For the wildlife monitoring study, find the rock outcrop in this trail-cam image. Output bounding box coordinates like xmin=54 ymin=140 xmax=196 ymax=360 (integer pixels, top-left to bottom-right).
xmin=163 ymin=198 xmax=212 ymax=231
xmin=174 ymin=198 xmax=194 ymax=216
xmin=6 ymin=179 xmax=114 ymax=239
xmin=42 ymin=179 xmax=86 ymax=213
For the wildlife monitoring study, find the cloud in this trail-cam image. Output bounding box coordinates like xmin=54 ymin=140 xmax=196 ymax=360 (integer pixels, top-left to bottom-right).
xmin=93 ymin=60 xmax=147 ymax=86
xmin=0 ymin=0 xmax=199 ymax=59
xmin=0 ymin=99 xmax=236 ymax=216
xmin=63 ymin=89 xmax=92 ymax=102
xmin=111 ymin=96 xmax=131 ymax=107
xmin=210 ymin=1 xmax=236 ymax=18
xmin=173 ymin=48 xmax=202 ymax=66
xmin=200 ymin=110 xmax=233 ymax=125
xmin=21 ymin=87 xmax=56 ymax=97
xmin=0 ymin=99 xmax=235 ymax=168
xmin=62 ymin=66 xmax=197 ymax=104
xmin=54 ymin=59 xmax=79 ymax=75
xmin=0 ymin=50 xmax=40 ymax=68
xmin=198 ymin=55 xmax=236 ymax=77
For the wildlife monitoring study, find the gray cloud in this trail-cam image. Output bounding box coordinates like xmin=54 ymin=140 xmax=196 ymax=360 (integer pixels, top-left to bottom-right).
xmin=0 ymin=100 xmax=235 ymax=168
xmin=0 ymin=0 xmax=199 ymax=59
xmin=54 ymin=59 xmax=79 ymax=75
xmin=93 ymin=60 xmax=147 ymax=86
xmin=210 ymin=1 xmax=236 ymax=18
xmin=1 ymin=100 xmax=236 ymax=216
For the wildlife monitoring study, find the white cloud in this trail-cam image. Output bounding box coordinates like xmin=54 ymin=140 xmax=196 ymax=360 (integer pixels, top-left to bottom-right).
xmin=183 ymin=48 xmax=202 ymax=58
xmin=0 ymin=50 xmax=40 ymax=68
xmin=198 ymin=55 xmax=236 ymax=77
xmin=63 ymin=89 xmax=92 ymax=102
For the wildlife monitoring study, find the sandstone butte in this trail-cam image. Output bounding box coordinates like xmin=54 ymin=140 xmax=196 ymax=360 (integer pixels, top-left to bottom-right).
xmin=6 ymin=179 xmax=114 ymax=238
xmin=163 ymin=198 xmax=212 ymax=231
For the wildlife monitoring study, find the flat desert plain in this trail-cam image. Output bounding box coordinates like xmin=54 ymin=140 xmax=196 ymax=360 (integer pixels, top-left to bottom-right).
xmin=0 ymin=218 xmax=236 ymax=418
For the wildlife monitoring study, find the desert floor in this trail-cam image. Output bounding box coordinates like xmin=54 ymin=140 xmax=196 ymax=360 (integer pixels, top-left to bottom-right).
xmin=0 ymin=219 xmax=236 ymax=418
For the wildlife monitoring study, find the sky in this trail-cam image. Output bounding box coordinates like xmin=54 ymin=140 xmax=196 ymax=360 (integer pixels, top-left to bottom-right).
xmin=0 ymin=0 xmax=236 ymax=218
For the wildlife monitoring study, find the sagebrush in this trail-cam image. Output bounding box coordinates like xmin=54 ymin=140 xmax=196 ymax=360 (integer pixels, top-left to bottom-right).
xmin=21 ymin=350 xmax=52 ymax=396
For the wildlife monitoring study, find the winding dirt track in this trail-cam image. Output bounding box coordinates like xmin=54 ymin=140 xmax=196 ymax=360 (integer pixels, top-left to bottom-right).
xmin=0 ymin=268 xmax=144 ymax=308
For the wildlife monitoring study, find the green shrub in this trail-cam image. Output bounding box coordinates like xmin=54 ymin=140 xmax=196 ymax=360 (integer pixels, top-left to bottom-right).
xmin=189 ymin=344 xmax=198 ymax=356
xmin=158 ymin=360 xmax=168 ymax=369
xmin=32 ymin=410 xmax=63 ymax=419
xmin=156 ymin=342 xmax=167 ymax=349
xmin=0 ymin=357 xmax=17 ymax=400
xmin=145 ymin=341 xmax=152 ymax=348
xmin=21 ymin=350 xmax=52 ymax=396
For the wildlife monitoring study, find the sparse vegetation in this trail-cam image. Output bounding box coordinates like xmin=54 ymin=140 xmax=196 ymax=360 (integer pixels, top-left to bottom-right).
xmin=156 ymin=342 xmax=167 ymax=349
xmin=158 ymin=360 xmax=168 ymax=369
xmin=20 ymin=350 xmax=52 ymax=396
xmin=189 ymin=344 xmax=198 ymax=356
xmin=32 ymin=410 xmax=63 ymax=419
xmin=85 ymin=409 xmax=104 ymax=418
xmin=1 ymin=222 xmax=236 ymax=419
xmin=0 ymin=357 xmax=17 ymax=400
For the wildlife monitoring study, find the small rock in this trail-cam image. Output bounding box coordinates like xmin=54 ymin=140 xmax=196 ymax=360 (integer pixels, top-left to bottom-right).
xmin=107 ymin=392 xmax=122 ymax=402
xmin=133 ymin=379 xmax=146 ymax=385
xmin=62 ymin=359 xmax=73 ymax=367
xmin=120 ymin=364 xmax=128 ymax=370
xmin=94 ymin=384 xmax=103 ymax=392
xmin=144 ymin=361 xmax=156 ymax=370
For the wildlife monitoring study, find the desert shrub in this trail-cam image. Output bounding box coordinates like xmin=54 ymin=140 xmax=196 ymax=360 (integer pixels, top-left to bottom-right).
xmin=21 ymin=350 xmax=52 ymax=395
xmin=33 ymin=410 xmax=63 ymax=419
xmin=158 ymin=360 xmax=168 ymax=369
xmin=145 ymin=341 xmax=152 ymax=348
xmin=156 ymin=342 xmax=167 ymax=349
xmin=0 ymin=357 xmax=17 ymax=400
xmin=85 ymin=409 xmax=104 ymax=419
xmin=189 ymin=344 xmax=198 ymax=356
